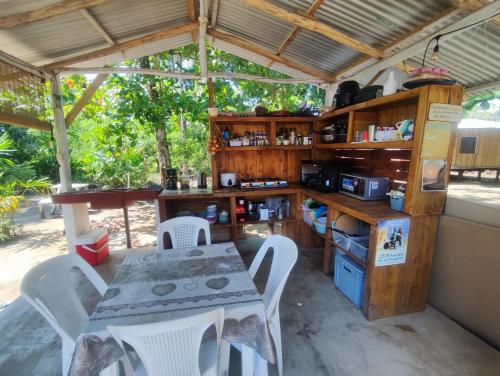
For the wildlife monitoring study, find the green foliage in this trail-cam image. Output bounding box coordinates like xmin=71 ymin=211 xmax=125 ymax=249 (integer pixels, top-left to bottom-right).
xmin=463 ymin=91 xmax=500 ymax=121
xmin=1 ymin=45 xmax=325 ymax=190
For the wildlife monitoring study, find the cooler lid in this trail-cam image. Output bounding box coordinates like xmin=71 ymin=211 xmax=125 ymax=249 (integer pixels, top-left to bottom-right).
xmin=74 ymin=228 xmax=108 ymax=245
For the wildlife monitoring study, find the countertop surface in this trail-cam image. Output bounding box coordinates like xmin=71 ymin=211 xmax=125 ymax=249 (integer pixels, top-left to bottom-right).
xmin=159 ymin=183 xmax=409 ymax=224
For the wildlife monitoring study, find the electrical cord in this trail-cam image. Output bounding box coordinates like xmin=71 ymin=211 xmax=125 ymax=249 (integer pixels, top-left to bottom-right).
xmin=422 ymin=11 xmax=500 ymax=67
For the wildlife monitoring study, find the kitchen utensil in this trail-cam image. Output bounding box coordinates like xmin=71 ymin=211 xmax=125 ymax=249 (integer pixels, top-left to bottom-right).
xmin=220 ymin=173 xmax=236 ymax=187
xmin=197 ymin=172 xmax=207 ymax=188
xmin=368 ymin=125 xmax=375 ymax=141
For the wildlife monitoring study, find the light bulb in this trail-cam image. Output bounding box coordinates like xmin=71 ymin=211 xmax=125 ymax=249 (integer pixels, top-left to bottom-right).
xmin=431 ymin=44 xmax=440 ymax=61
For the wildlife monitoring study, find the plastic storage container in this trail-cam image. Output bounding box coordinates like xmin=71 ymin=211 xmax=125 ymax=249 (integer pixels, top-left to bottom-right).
xmin=334 ymin=254 xmax=366 ymax=308
xmin=331 ymin=229 xmax=350 ymax=249
xmin=349 ymin=236 xmax=370 ymax=262
xmin=74 ymin=228 xmax=109 ymax=266
xmin=314 ymin=216 xmax=327 ymax=234
xmin=390 ymin=196 xmax=404 ymax=211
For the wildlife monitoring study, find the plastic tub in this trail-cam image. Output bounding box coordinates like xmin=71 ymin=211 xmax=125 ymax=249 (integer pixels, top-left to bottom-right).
xmin=331 ymin=229 xmax=350 ymax=250
xmin=349 ymin=236 xmax=370 ymax=263
xmin=314 ymin=216 xmax=327 ymax=235
xmin=333 ymin=254 xmax=366 ymax=308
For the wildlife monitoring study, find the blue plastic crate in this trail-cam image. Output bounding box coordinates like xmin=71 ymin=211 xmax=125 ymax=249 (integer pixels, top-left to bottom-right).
xmin=333 ymin=254 xmax=366 ymax=308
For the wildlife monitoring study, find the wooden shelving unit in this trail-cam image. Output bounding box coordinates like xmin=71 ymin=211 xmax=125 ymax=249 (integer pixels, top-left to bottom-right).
xmin=159 ymin=85 xmax=463 ymax=321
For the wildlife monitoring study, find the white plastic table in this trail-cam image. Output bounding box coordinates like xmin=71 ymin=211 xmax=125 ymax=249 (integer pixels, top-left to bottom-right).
xmin=70 ymin=243 xmax=273 ymax=376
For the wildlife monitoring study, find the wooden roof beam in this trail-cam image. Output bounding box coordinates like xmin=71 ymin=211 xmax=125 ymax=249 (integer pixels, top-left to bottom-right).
xmin=334 ymin=7 xmax=461 ymax=79
xmin=0 ymin=111 xmax=52 ymax=132
xmin=242 ymin=0 xmax=383 ymax=58
xmin=451 ymin=0 xmax=500 ymax=25
xmin=0 ymin=0 xmax=110 ymax=29
xmin=211 ymin=0 xmax=220 ymax=29
xmin=44 ymin=22 xmax=198 ymax=69
xmin=65 ymin=73 xmax=108 ymax=127
xmin=208 ymin=29 xmax=336 ymax=82
xmin=79 ymin=8 xmax=115 ymax=46
xmin=188 ymin=0 xmax=197 ymax=42
xmin=347 ymin=0 xmax=500 ymax=82
xmin=275 ymin=0 xmax=325 ymax=56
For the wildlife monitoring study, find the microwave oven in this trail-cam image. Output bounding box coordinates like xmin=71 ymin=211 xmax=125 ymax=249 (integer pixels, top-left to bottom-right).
xmin=339 ymin=173 xmax=389 ymax=200
xmin=300 ymin=160 xmax=349 ymax=193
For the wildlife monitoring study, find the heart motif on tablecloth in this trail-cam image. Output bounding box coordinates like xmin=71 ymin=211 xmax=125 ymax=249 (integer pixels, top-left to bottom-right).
xmin=186 ymin=249 xmax=204 ymax=257
xmin=205 ymin=277 xmax=229 ymax=290
xmin=151 ymin=283 xmax=177 ymax=296
xmin=102 ymin=288 xmax=120 ymax=301
xmin=183 ymin=282 xmax=199 ymax=291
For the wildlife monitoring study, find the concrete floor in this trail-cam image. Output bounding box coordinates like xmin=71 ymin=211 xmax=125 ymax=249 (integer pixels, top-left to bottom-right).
xmin=1 ymin=242 xmax=499 ymax=376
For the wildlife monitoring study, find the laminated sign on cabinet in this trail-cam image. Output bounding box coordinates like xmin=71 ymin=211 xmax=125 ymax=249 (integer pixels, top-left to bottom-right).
xmin=421 ymin=121 xmax=452 ymax=159
xmin=428 ymin=103 xmax=463 ymax=123
xmin=375 ymin=218 xmax=410 ymax=267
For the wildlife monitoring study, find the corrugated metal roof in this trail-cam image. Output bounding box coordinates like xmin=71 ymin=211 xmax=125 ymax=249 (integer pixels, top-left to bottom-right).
xmin=0 ymin=0 xmax=499 ymax=92
xmin=409 ymin=22 xmax=500 ymax=91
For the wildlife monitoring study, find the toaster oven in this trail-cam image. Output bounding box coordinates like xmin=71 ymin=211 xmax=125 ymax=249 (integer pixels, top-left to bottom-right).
xmin=339 ymin=173 xmax=389 ymax=200
xmin=300 ymin=160 xmax=349 ymax=193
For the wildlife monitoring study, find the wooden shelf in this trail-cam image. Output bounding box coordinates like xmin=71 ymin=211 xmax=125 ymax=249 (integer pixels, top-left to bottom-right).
xmin=315 ymin=140 xmax=413 ymax=150
xmin=318 ymin=89 xmax=420 ymax=120
xmin=211 ymin=116 xmax=316 ymax=123
xmin=216 ymin=145 xmax=312 ymax=152
xmin=236 ymin=218 xmax=296 ymax=226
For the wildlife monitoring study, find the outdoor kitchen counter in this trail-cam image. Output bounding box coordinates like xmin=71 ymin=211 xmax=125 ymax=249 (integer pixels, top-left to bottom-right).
xmin=158 ymin=183 xmax=408 ymax=226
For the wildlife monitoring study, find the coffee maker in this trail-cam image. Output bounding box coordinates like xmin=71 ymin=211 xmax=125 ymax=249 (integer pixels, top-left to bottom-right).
xmin=166 ymin=168 xmax=178 ymax=190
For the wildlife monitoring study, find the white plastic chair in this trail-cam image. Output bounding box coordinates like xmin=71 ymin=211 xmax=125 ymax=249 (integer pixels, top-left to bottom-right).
xmin=20 ymin=253 xmax=108 ymax=376
xmin=157 ymin=216 xmax=212 ymax=250
xmin=107 ymin=308 xmax=225 ymax=376
xmin=220 ymin=235 xmax=298 ymax=376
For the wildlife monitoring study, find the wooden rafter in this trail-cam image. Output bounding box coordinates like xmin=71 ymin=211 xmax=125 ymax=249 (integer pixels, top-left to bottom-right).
xmin=65 ymin=73 xmax=108 ymax=127
xmin=275 ymin=0 xmax=325 ymax=56
xmin=79 ymin=8 xmax=115 ymax=46
xmin=56 ymin=66 xmax=326 ymax=84
xmin=242 ymin=0 xmax=383 ymax=58
xmin=347 ymin=0 xmax=500 ymax=81
xmin=187 ymin=0 xmax=197 ymax=42
xmin=333 ymin=7 xmax=460 ymax=79
xmin=44 ymin=22 xmax=198 ymax=69
xmin=0 ymin=111 xmax=52 ymax=132
xmin=0 ymin=0 xmax=110 ymax=29
xmin=208 ymin=29 xmax=335 ymax=82
xmin=211 ymin=0 xmax=220 ymax=29
xmin=451 ymin=0 xmax=500 ymax=25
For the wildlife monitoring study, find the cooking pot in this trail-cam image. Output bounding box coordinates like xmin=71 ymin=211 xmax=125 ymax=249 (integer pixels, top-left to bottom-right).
xmin=220 ymin=173 xmax=237 ymax=187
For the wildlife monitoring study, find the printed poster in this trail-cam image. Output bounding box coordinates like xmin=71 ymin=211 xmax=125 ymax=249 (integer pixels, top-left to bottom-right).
xmin=421 ymin=121 xmax=452 ymax=159
xmin=422 ymin=159 xmax=447 ymax=191
xmin=375 ymin=218 xmax=410 ymax=267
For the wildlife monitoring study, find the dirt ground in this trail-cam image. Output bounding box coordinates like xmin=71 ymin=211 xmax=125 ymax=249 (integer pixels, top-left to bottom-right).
xmin=0 ymin=200 xmax=157 ymax=305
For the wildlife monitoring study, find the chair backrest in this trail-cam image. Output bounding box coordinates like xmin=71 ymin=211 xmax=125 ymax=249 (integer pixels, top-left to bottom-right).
xmin=157 ymin=217 xmax=211 ymax=249
xmin=249 ymin=235 xmax=298 ymax=318
xmin=20 ymin=253 xmax=108 ymax=342
xmin=107 ymin=308 xmax=224 ymax=376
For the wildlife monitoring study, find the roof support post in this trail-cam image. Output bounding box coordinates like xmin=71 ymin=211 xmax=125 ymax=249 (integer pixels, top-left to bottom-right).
xmin=199 ymin=0 xmax=208 ymax=80
xmin=51 ymin=75 xmax=72 ymax=193
xmin=324 ymin=83 xmax=337 ymax=107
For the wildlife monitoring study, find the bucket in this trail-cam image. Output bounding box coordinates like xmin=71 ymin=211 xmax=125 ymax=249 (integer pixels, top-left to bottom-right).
xmin=390 ymin=196 xmax=404 ymax=211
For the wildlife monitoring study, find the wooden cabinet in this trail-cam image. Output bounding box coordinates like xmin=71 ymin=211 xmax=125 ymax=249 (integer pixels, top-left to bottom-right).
xmin=159 ymin=84 xmax=463 ymax=321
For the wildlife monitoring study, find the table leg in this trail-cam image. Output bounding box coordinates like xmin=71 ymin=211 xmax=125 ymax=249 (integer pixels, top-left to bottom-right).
xmin=123 ymin=207 xmax=132 ymax=249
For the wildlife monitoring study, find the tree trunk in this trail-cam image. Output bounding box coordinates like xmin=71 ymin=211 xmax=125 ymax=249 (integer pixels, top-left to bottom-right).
xmin=139 ymin=56 xmax=171 ymax=186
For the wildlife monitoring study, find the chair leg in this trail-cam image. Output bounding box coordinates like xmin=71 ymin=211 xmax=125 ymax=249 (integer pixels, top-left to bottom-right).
xmin=268 ymin=317 xmax=283 ymax=376
xmin=241 ymin=345 xmax=256 ymax=376
xmin=62 ymin=339 xmax=73 ymax=376
xmin=218 ymin=339 xmax=231 ymax=376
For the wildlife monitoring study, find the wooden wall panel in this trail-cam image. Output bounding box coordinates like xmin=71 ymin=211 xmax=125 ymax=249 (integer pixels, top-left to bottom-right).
xmin=452 ymin=128 xmax=500 ymax=168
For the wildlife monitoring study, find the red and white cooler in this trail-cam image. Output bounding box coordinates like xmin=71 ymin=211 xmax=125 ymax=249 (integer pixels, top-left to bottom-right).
xmin=74 ymin=228 xmax=109 ymax=266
